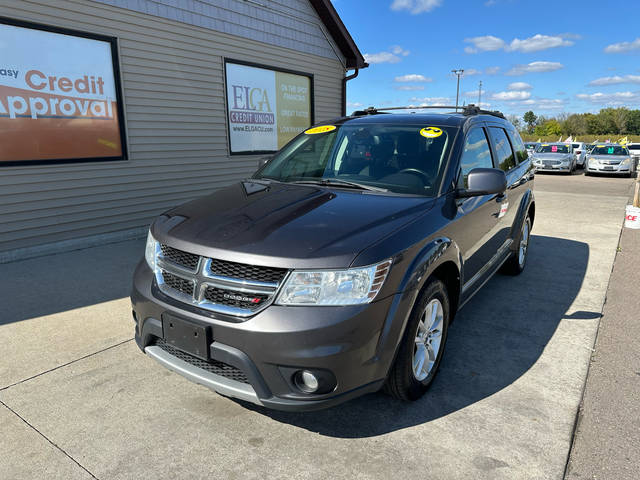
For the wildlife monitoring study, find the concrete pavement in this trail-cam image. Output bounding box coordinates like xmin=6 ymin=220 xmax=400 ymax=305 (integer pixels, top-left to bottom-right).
xmin=565 ymin=185 xmax=640 ymax=480
xmin=0 ymin=171 xmax=634 ymax=479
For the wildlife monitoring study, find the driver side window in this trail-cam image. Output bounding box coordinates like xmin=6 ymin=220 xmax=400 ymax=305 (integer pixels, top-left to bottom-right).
xmin=458 ymin=128 xmax=493 ymax=189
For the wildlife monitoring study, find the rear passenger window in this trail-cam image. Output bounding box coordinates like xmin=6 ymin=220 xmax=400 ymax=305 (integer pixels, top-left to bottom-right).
xmin=507 ymin=130 xmax=528 ymax=164
xmin=458 ymin=128 xmax=493 ymax=188
xmin=489 ymin=127 xmax=516 ymax=171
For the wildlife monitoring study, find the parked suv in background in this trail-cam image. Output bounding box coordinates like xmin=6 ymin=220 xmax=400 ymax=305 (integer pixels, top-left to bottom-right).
xmin=131 ymin=105 xmax=535 ymax=411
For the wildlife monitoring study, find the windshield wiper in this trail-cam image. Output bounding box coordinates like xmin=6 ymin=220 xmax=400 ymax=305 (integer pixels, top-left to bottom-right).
xmin=291 ymin=178 xmax=389 ymax=192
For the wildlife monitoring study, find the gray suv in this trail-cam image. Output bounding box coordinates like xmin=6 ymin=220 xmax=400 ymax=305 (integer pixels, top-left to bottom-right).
xmin=131 ymin=105 xmax=535 ymax=411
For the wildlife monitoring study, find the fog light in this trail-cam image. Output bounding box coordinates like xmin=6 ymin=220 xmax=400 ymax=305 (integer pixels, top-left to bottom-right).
xmin=294 ymin=370 xmax=319 ymax=393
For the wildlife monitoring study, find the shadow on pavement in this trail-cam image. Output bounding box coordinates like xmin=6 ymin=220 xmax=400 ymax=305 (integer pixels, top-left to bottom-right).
xmin=240 ymin=234 xmax=589 ymax=438
xmin=0 ymin=238 xmax=145 ymax=325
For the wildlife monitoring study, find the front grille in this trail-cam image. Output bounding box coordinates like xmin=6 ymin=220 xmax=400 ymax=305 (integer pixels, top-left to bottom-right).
xmin=155 ymin=339 xmax=249 ymax=384
xmin=204 ymin=286 xmax=269 ymax=310
xmin=543 ymin=160 xmax=560 ymax=166
xmin=161 ymin=271 xmax=194 ymax=297
xmin=160 ymin=244 xmax=199 ymax=270
xmin=208 ymin=258 xmax=287 ymax=284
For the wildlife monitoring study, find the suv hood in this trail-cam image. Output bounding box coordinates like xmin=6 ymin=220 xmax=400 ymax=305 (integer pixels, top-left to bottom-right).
xmin=152 ymin=181 xmax=435 ymax=269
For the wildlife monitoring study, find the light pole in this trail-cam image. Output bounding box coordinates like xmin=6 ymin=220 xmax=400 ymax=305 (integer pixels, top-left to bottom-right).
xmin=478 ymin=80 xmax=482 ymax=108
xmin=452 ymin=69 xmax=464 ymax=111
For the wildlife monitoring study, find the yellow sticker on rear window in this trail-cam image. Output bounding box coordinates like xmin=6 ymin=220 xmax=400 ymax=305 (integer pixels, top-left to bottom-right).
xmin=304 ymin=125 xmax=336 ymax=135
xmin=420 ymin=127 xmax=443 ymax=138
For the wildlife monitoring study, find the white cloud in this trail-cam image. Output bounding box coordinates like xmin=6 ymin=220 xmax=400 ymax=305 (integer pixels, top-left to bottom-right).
xmin=409 ymin=96 xmax=452 ymax=105
xmin=506 ymin=34 xmax=574 ymax=53
xmin=507 ymin=82 xmax=532 ymax=90
xmin=604 ymin=38 xmax=640 ymax=53
xmin=492 ymin=91 xmax=531 ymax=100
xmin=465 ymin=34 xmax=576 ymax=54
xmin=364 ymin=46 xmax=410 ymax=64
xmin=576 ymin=91 xmax=640 ymax=105
xmin=506 ymin=61 xmax=563 ymax=76
xmin=394 ymin=85 xmax=425 ymax=91
xmin=485 ymin=66 xmax=501 ymax=75
xmin=390 ymin=0 xmax=442 ymax=14
xmin=347 ymin=101 xmax=363 ymax=108
xmin=394 ymin=74 xmax=432 ymax=82
xmin=499 ymin=98 xmax=565 ymax=113
xmin=391 ymin=45 xmax=410 ymax=56
xmin=588 ymin=75 xmax=640 ymax=86
xmin=464 ymin=68 xmax=482 ymax=76
xmin=464 ymin=35 xmax=505 ymax=54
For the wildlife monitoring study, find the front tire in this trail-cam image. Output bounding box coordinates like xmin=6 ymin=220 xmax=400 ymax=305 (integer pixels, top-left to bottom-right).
xmin=384 ymin=279 xmax=450 ymax=401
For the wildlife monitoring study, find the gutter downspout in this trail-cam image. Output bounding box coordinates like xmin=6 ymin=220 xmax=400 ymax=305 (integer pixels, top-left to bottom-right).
xmin=341 ymin=67 xmax=360 ymax=117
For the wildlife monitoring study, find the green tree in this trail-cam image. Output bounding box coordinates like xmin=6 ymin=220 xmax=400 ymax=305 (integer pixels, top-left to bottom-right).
xmin=523 ymin=110 xmax=537 ymax=133
xmin=625 ymin=110 xmax=640 ymax=134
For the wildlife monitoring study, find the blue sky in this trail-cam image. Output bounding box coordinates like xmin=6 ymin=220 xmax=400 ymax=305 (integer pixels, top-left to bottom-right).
xmin=333 ymin=0 xmax=640 ymax=117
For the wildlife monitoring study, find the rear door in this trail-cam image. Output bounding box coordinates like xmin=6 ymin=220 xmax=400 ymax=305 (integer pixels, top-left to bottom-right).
xmin=487 ymin=125 xmax=529 ymax=254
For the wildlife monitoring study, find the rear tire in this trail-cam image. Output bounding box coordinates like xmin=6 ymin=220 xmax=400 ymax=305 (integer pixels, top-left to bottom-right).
xmin=501 ymin=214 xmax=531 ymax=276
xmin=384 ymin=279 xmax=450 ymax=401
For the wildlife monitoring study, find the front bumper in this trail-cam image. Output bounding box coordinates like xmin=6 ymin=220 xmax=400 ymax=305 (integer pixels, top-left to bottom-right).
xmin=534 ymin=164 xmax=571 ymax=172
xmin=586 ymin=163 xmax=632 ymax=175
xmin=131 ymin=260 xmax=412 ymax=411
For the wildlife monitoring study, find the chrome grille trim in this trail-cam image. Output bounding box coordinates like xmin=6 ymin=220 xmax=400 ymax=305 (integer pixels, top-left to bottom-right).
xmin=155 ymin=244 xmax=288 ymax=318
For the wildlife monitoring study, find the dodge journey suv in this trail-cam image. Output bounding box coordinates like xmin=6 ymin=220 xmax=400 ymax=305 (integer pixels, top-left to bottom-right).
xmin=131 ymin=105 xmax=535 ymax=411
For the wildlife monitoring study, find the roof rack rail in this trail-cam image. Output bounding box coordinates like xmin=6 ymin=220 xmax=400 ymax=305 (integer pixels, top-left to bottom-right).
xmin=351 ymin=104 xmax=505 ymax=119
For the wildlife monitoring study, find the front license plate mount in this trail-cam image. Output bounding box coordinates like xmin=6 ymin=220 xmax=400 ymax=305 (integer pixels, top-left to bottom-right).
xmin=162 ymin=314 xmax=210 ymax=361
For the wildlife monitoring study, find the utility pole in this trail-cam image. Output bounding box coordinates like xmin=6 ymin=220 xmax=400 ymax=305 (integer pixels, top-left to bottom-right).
xmin=478 ymin=80 xmax=482 ymax=108
xmin=452 ymin=69 xmax=464 ymax=111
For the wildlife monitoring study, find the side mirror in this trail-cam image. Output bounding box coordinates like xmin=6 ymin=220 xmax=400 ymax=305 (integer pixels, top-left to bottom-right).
xmin=457 ymin=168 xmax=507 ymax=198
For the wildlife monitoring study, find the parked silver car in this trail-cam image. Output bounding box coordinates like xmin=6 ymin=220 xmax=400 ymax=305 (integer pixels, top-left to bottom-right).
xmin=531 ymin=143 xmax=576 ymax=174
xmin=571 ymin=142 xmax=588 ymax=168
xmin=585 ymin=144 xmax=635 ymax=177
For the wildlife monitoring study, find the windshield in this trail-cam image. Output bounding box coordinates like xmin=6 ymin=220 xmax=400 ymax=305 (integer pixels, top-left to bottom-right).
xmin=536 ymin=144 xmax=570 ymax=154
xmin=593 ymin=145 xmax=629 ymax=155
xmin=572 ymin=143 xmax=580 ymax=149
xmin=525 ymin=143 xmax=538 ymax=149
xmin=255 ymin=123 xmax=456 ymax=195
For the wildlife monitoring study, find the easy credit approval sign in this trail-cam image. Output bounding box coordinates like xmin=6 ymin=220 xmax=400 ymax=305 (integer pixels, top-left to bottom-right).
xmin=225 ymin=61 xmax=312 ymax=154
xmin=0 ymin=20 xmax=125 ymax=164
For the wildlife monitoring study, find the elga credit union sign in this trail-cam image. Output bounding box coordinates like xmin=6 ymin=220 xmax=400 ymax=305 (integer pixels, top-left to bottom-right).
xmin=225 ymin=61 xmax=312 ymax=154
xmin=0 ymin=20 xmax=125 ymax=165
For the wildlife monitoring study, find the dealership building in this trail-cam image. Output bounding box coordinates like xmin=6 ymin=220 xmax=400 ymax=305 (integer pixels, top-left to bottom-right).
xmin=0 ymin=0 xmax=366 ymax=261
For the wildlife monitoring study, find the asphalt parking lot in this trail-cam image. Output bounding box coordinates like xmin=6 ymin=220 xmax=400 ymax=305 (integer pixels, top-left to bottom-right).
xmin=0 ymin=171 xmax=635 ymax=480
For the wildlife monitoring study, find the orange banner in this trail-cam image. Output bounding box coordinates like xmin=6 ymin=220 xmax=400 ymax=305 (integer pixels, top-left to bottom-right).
xmin=0 ymin=85 xmax=122 ymax=162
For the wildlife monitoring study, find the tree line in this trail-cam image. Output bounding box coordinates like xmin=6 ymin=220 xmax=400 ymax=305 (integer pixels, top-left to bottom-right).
xmin=507 ymin=108 xmax=640 ymax=139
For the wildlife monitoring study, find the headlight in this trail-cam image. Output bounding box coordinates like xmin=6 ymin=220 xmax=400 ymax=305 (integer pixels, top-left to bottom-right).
xmin=276 ymin=259 xmax=393 ymax=306
xmin=145 ymin=230 xmax=158 ymax=272
xmin=621 ymin=158 xmax=631 ymax=166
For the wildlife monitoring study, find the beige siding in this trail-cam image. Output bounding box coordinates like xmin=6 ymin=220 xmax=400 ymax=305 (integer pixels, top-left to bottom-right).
xmin=0 ymin=0 xmax=345 ymax=254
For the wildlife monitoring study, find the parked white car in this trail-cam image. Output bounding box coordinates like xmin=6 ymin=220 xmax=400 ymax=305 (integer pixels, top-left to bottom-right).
xmin=571 ymin=142 xmax=588 ymax=168
xmin=626 ymin=142 xmax=640 ymax=171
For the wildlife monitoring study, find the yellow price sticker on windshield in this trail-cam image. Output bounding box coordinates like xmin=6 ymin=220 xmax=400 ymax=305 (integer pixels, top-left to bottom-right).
xmin=420 ymin=127 xmax=443 ymax=138
xmin=304 ymin=125 xmax=336 ymax=135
